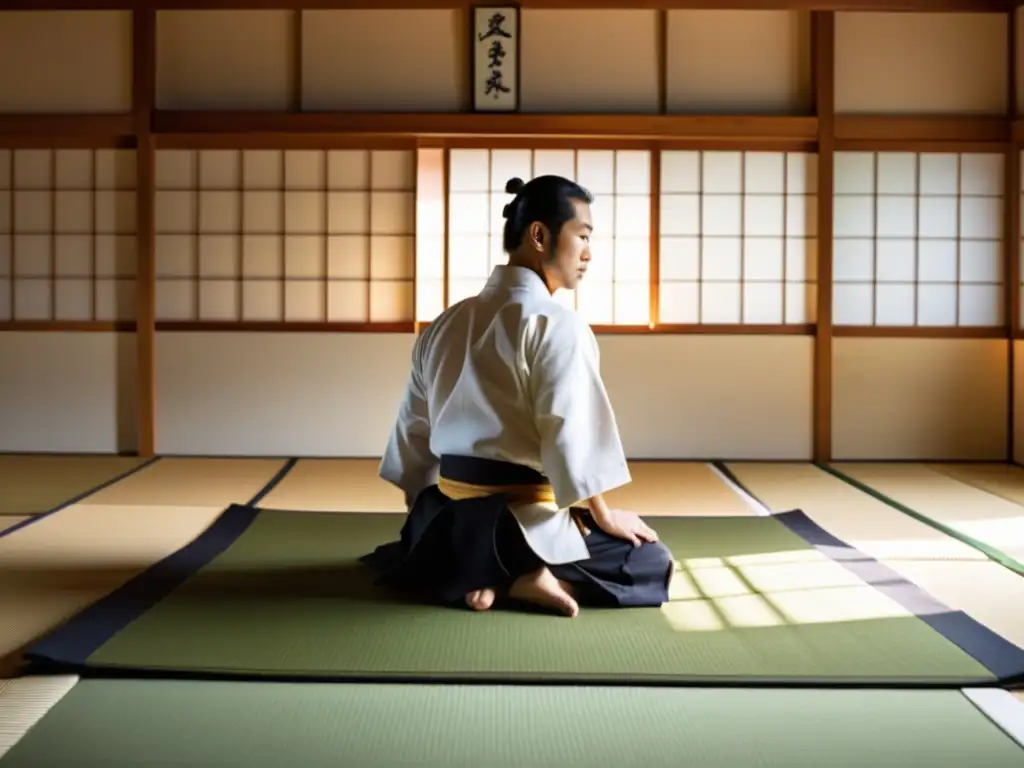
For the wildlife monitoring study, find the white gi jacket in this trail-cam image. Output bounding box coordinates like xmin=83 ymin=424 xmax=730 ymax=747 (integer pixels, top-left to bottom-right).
xmin=379 ymin=265 xmax=632 ymax=565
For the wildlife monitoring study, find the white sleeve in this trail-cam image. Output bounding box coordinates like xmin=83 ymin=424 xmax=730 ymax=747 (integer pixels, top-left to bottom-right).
xmin=528 ymin=313 xmax=631 ymax=509
xmin=378 ymin=338 xmax=439 ymax=509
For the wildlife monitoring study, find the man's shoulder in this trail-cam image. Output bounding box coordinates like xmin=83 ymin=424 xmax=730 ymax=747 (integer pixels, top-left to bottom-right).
xmin=421 ymin=296 xmax=472 ymax=332
xmin=419 ymin=290 xmax=588 ymax=350
xmin=524 ymin=301 xmax=593 ymax=356
xmin=414 ymin=296 xmax=474 ymax=354
xmin=538 ymin=300 xmax=590 ymax=335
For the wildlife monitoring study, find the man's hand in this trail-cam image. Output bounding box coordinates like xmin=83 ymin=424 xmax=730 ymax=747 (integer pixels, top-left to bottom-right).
xmin=591 ymin=507 xmax=659 ymax=547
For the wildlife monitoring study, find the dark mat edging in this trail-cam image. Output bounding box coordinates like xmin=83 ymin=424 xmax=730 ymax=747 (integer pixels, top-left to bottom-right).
xmin=22 ymin=458 xmax=298 ymax=668
xmin=818 ymin=462 xmax=1024 ymax=579
xmin=0 ymin=456 xmax=162 ymax=541
xmin=247 ymin=457 xmax=298 ymax=506
xmin=713 ymin=461 xmax=1024 ymax=686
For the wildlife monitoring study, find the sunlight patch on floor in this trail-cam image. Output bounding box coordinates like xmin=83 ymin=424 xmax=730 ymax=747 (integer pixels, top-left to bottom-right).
xmin=663 ymin=550 xmax=917 ymax=632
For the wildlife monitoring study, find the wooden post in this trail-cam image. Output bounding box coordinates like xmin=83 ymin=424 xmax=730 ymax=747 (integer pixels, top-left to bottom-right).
xmin=812 ymin=11 xmax=835 ymax=463
xmin=133 ymin=9 xmax=157 ymax=457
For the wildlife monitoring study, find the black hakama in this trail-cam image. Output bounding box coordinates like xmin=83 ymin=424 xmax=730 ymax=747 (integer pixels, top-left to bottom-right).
xmin=361 ymin=454 xmax=673 ymax=609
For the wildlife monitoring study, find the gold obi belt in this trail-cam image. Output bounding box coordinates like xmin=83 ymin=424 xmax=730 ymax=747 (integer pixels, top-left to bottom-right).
xmin=437 ymin=475 xmax=556 ymax=504
xmin=436 ymin=455 xmax=590 ymax=535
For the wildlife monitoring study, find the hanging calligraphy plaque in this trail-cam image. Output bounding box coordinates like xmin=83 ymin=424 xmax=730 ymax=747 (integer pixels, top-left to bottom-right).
xmin=471 ymin=5 xmax=520 ymax=112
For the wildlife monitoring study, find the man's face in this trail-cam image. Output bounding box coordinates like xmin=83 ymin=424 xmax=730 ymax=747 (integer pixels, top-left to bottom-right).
xmin=545 ymin=199 xmax=593 ymax=292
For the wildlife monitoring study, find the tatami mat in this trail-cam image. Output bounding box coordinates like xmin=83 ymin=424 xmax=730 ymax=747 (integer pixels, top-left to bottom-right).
xmin=4 ymin=681 xmax=1024 ymax=767
xmin=78 ymin=457 xmax=288 ymax=507
xmin=0 ymin=458 xmax=287 ymax=675
xmin=606 ymin=462 xmax=755 ymax=516
xmin=258 ymin=459 xmax=405 ymax=512
xmin=0 ymin=455 xmax=148 ymax=517
xmin=829 ymin=462 xmax=1024 ymax=568
xmin=725 ymin=462 xmax=1024 ymax=652
xmin=933 ymin=464 xmax=1024 ymax=507
xmin=27 ymin=506 xmax=1011 ymax=686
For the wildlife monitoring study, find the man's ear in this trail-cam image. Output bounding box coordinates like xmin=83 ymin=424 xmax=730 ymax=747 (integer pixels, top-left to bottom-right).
xmin=529 ymin=222 xmax=547 ymax=252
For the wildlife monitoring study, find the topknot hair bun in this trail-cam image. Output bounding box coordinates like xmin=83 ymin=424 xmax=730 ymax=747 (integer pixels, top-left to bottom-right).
xmin=505 ymin=177 xmax=525 ymax=195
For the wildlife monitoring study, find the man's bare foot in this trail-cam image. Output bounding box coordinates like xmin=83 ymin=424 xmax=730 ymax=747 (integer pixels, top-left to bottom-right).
xmin=509 ymin=567 xmax=579 ymax=617
xmin=465 ymin=588 xmax=496 ymax=612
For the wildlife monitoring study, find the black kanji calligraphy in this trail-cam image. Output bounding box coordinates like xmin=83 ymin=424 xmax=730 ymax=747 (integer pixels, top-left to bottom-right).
xmin=487 ymin=40 xmax=506 ymax=69
xmin=477 ymin=12 xmax=512 ymax=41
xmin=484 ymin=68 xmax=511 ymax=98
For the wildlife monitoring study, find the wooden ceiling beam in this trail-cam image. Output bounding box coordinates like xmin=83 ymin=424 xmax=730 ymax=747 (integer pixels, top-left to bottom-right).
xmin=2 ymin=112 xmax=1019 ymax=147
xmin=0 ymin=114 xmax=136 ymax=147
xmin=836 ymin=115 xmax=1012 ymax=142
xmin=151 ymin=111 xmax=818 ymax=141
xmin=0 ymin=0 xmax=1010 ymax=11
xmin=0 ymin=114 xmax=135 ymax=136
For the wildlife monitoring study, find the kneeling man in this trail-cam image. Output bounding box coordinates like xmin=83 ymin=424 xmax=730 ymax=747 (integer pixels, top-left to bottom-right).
xmin=363 ymin=174 xmax=673 ymax=617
